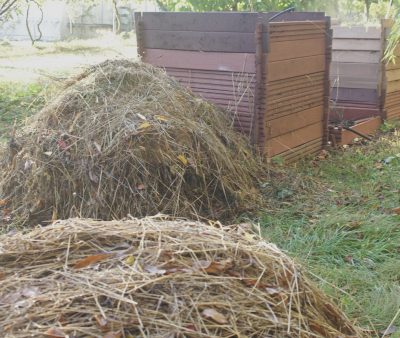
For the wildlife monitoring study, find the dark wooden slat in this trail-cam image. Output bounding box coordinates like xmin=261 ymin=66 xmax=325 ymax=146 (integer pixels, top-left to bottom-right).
xmin=331 ymin=87 xmax=378 ymax=104
xmin=144 ymin=49 xmax=256 ymax=73
xmin=137 ymin=12 xmax=325 ymax=33
xmin=142 ymin=30 xmax=268 ymax=53
xmin=329 ymin=106 xmax=381 ymax=121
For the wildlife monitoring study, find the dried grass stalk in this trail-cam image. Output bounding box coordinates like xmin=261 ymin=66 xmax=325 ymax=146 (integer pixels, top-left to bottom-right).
xmin=0 ymin=217 xmax=364 ymax=337
xmin=0 ymin=60 xmax=263 ymax=226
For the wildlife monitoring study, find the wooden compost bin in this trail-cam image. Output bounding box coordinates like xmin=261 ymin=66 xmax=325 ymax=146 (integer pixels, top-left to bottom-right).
xmin=330 ymin=21 xmax=400 ymax=145
xmin=382 ymin=19 xmax=400 ymax=121
xmin=135 ymin=12 xmax=331 ymax=162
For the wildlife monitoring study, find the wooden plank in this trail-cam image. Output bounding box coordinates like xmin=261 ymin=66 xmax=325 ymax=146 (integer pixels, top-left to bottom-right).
xmin=144 ymin=49 xmax=256 ymax=73
xmin=386 ymin=80 xmax=400 ymax=93
xmin=266 ymin=72 xmax=325 ymax=93
xmin=270 ymin=33 xmax=325 ymax=42
xmin=142 ymin=30 xmax=266 ymax=53
xmin=331 ymin=87 xmax=378 ymax=104
xmin=332 ymin=50 xmax=381 ymax=63
xmin=333 ymin=26 xmax=381 ymax=39
xmin=267 ymin=106 xmax=323 ymax=138
xmin=330 ymin=62 xmax=380 ymax=82
xmin=386 ymin=68 xmax=400 ymax=82
xmin=267 ymin=86 xmax=324 ymax=105
xmin=268 ymin=82 xmax=324 ymax=101
xmin=331 ymin=78 xmax=378 ymax=89
xmin=279 ymin=138 xmax=322 ymax=162
xmin=267 ymin=55 xmax=325 ymax=82
xmin=338 ymin=116 xmax=381 ymax=145
xmin=265 ymin=97 xmax=324 ymax=120
xmin=138 ymin=12 xmax=325 ymax=32
xmin=333 ymin=38 xmax=382 ymax=51
xmin=270 ymin=21 xmax=326 ymax=32
xmin=267 ymin=122 xmax=323 ymax=157
xmin=269 ymin=38 xmax=325 ymax=62
xmin=329 ymin=106 xmax=381 ymax=121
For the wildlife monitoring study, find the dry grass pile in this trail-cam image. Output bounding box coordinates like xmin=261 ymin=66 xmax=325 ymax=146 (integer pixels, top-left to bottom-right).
xmin=0 ymin=217 xmax=364 ymax=338
xmin=0 ymin=60 xmax=262 ymax=226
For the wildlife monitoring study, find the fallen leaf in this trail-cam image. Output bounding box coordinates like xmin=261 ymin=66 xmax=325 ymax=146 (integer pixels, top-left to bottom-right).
xmin=177 ymin=154 xmax=189 ymax=166
xmin=44 ymin=327 xmax=66 ymax=338
xmin=73 ymin=253 xmax=113 ymax=269
xmin=155 ymin=114 xmax=168 ymax=122
xmin=184 ymin=324 xmax=197 ymax=332
xmin=194 ymin=259 xmax=233 ymax=274
xmin=95 ymin=314 xmax=109 ymax=332
xmin=138 ymin=121 xmax=151 ymax=130
xmin=21 ymin=286 xmax=40 ymax=298
xmin=44 ymin=151 xmax=53 ymax=156
xmin=144 ymin=265 xmax=166 ymax=275
xmin=124 ymin=255 xmax=135 ymax=266
xmin=202 ymin=308 xmax=228 ymax=324
xmin=392 ymin=207 xmax=400 ymax=215
xmin=344 ymin=255 xmax=354 ymax=264
xmin=137 ymin=184 xmax=145 ymax=190
xmin=57 ymin=139 xmax=68 ymax=150
xmin=0 ymin=199 xmax=6 ymax=207
xmin=103 ymin=331 xmax=122 ymax=338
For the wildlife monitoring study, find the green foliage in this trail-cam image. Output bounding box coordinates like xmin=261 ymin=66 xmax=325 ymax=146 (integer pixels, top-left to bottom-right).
xmin=259 ymin=132 xmax=400 ymax=330
xmin=385 ymin=17 xmax=400 ymax=64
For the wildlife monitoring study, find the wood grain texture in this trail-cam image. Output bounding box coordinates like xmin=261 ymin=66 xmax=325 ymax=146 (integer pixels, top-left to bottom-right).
xmin=137 ymin=12 xmax=325 ymax=32
xmin=267 ymin=55 xmax=325 ymax=81
xmin=266 ymin=122 xmax=323 ymax=157
xmin=333 ymin=26 xmax=381 ymax=39
xmin=144 ymin=49 xmax=256 ymax=73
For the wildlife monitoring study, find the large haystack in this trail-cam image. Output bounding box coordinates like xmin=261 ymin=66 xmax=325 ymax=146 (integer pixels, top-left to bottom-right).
xmin=0 ymin=60 xmax=262 ymax=226
xmin=0 ymin=217 xmax=364 ymax=338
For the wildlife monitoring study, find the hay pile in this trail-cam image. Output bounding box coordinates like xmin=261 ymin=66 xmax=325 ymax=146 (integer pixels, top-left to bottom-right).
xmin=0 ymin=60 xmax=262 ymax=226
xmin=0 ymin=217 xmax=364 ymax=337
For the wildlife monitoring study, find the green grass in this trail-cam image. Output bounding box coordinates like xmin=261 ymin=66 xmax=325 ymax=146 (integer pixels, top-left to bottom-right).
xmin=260 ymin=133 xmax=400 ymax=332
xmin=0 ymin=81 xmax=47 ymax=141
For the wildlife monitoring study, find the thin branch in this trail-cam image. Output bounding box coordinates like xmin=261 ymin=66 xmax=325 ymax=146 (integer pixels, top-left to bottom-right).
xmin=0 ymin=0 xmax=18 ymax=17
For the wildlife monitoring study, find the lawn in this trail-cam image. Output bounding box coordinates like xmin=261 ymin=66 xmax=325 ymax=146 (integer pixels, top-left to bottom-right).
xmin=0 ymin=34 xmax=137 ymax=140
xmin=260 ymin=132 xmax=400 ymax=334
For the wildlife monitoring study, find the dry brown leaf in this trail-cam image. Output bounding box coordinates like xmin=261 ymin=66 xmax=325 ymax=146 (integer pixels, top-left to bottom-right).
xmin=103 ymin=331 xmax=122 ymax=338
xmin=202 ymin=308 xmax=228 ymax=324
xmin=95 ymin=314 xmax=109 ymax=332
xmin=73 ymin=253 xmax=113 ymax=269
xmin=0 ymin=199 xmax=6 ymax=207
xmin=195 ymin=259 xmax=233 ymax=274
xmin=392 ymin=207 xmax=400 ymax=215
xmin=44 ymin=327 xmax=66 ymax=338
